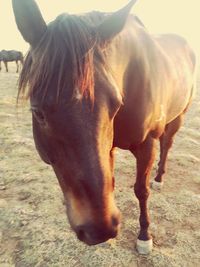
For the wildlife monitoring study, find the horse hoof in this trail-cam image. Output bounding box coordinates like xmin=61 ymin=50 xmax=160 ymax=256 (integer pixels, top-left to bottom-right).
xmin=136 ymin=239 xmax=153 ymax=254
xmin=151 ymin=180 xmax=163 ymax=191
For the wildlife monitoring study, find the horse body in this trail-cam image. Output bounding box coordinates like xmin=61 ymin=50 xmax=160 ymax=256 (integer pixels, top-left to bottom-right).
xmin=12 ymin=0 xmax=196 ymax=254
xmin=0 ymin=50 xmax=23 ymax=72
xmin=110 ymin=23 xmax=195 ymax=148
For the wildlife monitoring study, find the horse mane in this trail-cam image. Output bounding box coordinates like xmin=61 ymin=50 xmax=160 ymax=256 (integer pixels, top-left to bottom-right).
xmin=18 ymin=12 xmax=106 ymax=102
xmin=18 ymin=11 xmax=145 ymax=103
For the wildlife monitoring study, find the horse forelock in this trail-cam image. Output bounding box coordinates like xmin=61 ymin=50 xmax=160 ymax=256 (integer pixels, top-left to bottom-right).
xmin=18 ymin=13 xmax=106 ymax=103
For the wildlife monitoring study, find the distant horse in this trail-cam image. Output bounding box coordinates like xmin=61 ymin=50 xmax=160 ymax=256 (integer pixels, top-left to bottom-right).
xmin=0 ymin=50 xmax=23 ymax=73
xmin=12 ymin=0 xmax=196 ymax=254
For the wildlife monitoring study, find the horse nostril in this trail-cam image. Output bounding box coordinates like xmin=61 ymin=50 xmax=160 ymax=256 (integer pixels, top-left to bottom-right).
xmin=112 ymin=215 xmax=120 ymax=228
xmin=77 ymin=228 xmax=86 ymax=242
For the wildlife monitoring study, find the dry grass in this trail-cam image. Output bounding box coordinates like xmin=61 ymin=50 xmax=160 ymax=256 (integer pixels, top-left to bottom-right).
xmin=0 ymin=63 xmax=200 ymax=267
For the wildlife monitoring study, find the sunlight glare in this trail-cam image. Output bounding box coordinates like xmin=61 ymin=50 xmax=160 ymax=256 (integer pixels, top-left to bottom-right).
xmin=0 ymin=0 xmax=199 ymax=55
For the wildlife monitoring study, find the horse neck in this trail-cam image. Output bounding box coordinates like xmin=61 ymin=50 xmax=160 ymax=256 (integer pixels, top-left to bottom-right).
xmin=107 ymin=19 xmax=148 ymax=94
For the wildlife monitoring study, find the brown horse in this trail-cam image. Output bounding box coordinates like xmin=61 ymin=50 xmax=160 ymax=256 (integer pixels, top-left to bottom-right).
xmin=12 ymin=0 xmax=196 ymax=254
xmin=0 ymin=50 xmax=23 ymax=73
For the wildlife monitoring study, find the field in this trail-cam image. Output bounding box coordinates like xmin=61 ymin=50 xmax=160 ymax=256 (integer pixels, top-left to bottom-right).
xmin=0 ymin=63 xmax=200 ymax=267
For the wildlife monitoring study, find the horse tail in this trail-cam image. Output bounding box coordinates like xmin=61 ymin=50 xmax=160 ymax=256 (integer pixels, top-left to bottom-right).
xmin=183 ymin=47 xmax=197 ymax=114
xmin=190 ymin=46 xmax=197 ymax=97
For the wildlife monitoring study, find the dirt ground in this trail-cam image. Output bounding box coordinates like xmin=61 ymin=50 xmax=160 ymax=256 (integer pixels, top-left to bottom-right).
xmin=0 ymin=63 xmax=200 ymax=267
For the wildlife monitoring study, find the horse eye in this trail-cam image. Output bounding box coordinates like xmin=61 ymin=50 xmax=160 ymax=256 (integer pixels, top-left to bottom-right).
xmin=33 ymin=110 xmax=45 ymax=123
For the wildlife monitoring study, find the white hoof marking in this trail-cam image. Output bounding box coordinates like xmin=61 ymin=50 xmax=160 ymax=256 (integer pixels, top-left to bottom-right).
xmin=136 ymin=239 xmax=153 ymax=254
xmin=151 ymin=180 xmax=163 ymax=191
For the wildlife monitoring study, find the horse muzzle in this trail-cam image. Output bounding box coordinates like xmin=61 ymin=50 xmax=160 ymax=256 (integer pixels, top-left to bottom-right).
xmin=75 ymin=215 xmax=121 ymax=245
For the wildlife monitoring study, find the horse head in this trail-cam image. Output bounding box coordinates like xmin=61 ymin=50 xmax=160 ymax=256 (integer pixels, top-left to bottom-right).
xmin=12 ymin=0 xmax=137 ymax=245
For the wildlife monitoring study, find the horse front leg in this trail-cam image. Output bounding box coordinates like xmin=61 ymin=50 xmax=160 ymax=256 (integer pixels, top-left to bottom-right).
xmin=130 ymin=136 xmax=156 ymax=254
xmin=151 ymin=115 xmax=183 ymax=190
xmin=4 ymin=61 xmax=8 ymax=72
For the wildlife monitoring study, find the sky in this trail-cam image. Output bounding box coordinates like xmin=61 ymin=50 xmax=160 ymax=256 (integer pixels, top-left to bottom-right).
xmin=0 ymin=0 xmax=200 ymax=55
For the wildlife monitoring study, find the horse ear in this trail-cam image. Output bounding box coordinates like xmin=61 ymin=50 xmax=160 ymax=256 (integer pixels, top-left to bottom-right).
xmin=96 ymin=0 xmax=137 ymax=44
xmin=12 ymin=0 xmax=47 ymax=47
